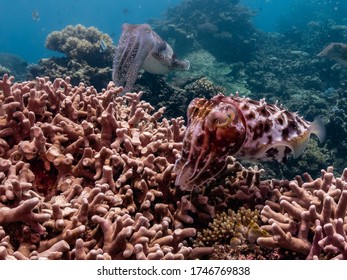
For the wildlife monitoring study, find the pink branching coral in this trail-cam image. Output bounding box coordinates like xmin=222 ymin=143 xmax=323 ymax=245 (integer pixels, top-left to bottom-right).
xmin=258 ymin=166 xmax=347 ymax=259
xmin=0 ymin=74 xmax=213 ymax=259
xmin=189 ymin=155 xmax=347 ymax=259
xmin=2 ymin=73 xmax=347 ymax=260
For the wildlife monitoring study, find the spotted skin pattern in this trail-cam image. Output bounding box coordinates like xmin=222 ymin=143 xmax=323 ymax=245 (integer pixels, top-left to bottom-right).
xmin=174 ymin=94 xmax=325 ymax=191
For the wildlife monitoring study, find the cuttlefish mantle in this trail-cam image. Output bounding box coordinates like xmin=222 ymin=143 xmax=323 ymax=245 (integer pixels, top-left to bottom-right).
xmin=112 ymin=23 xmax=190 ymax=93
xmin=317 ymin=42 xmax=347 ymax=66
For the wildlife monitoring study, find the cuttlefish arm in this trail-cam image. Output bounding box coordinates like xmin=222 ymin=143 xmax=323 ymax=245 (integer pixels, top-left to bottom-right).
xmin=148 ymin=32 xmax=190 ymax=72
xmin=112 ymin=24 xmax=155 ymax=93
xmin=317 ymin=42 xmax=347 ymax=66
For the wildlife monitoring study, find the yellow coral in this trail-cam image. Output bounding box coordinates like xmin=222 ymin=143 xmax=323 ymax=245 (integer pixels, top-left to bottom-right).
xmin=45 ymin=24 xmax=114 ymax=67
xmin=194 ymin=207 xmax=268 ymax=247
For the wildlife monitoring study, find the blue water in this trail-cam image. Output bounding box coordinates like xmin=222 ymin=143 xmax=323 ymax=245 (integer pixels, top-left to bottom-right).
xmin=241 ymin=0 xmax=346 ymax=31
xmin=0 ymin=0 xmax=182 ymax=63
xmin=0 ymin=0 xmax=346 ymax=63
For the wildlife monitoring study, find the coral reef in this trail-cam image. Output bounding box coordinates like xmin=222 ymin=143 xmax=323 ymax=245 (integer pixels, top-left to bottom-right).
xmin=0 ymin=74 xmax=215 ymax=260
xmin=210 ymin=244 xmax=298 ymax=260
xmin=188 ymin=155 xmax=347 ymax=260
xmin=22 ymin=2 xmax=347 ymax=181
xmin=0 ymin=65 xmax=11 ymax=77
xmin=183 ymin=77 xmax=226 ymax=97
xmin=193 ymin=207 xmax=268 ymax=247
xmin=1 ymin=72 xmax=347 ymax=260
xmin=147 ymin=0 xmax=347 ymax=180
xmin=27 ymin=25 xmax=114 ymax=91
xmin=134 ymin=75 xmax=224 ymax=120
xmin=278 ymin=0 xmax=347 ymax=46
xmin=3 ymin=0 xmax=347 ymax=261
xmin=325 ymin=90 xmax=347 ymax=169
xmin=0 ymin=53 xmax=28 ymax=81
xmin=258 ymin=166 xmax=347 ymax=259
xmin=45 ymin=24 xmax=114 ymax=68
xmin=27 ymin=58 xmax=111 ymax=92
xmin=151 ymin=0 xmax=256 ymax=63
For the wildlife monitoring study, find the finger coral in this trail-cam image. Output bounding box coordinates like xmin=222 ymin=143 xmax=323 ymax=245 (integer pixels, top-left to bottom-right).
xmin=258 ymin=166 xmax=347 ymax=259
xmin=0 ymin=74 xmax=211 ymax=260
xmin=2 ymin=73 xmax=347 ymax=260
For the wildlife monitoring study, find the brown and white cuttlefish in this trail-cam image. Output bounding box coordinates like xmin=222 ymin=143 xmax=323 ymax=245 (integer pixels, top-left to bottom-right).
xmin=317 ymin=42 xmax=347 ymax=66
xmin=112 ymin=23 xmax=190 ymax=93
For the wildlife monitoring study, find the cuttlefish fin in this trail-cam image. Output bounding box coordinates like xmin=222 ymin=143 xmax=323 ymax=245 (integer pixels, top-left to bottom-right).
xmin=291 ymin=117 xmax=326 ymax=158
xmin=310 ymin=116 xmax=326 ymax=143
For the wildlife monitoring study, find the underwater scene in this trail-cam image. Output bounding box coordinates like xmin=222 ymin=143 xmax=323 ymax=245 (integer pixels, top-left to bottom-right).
xmin=0 ymin=0 xmax=347 ymax=260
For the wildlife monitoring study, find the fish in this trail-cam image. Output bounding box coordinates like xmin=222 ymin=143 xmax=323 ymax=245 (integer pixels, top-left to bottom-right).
xmin=32 ymin=10 xmax=40 ymax=21
xmin=112 ymin=23 xmax=190 ymax=94
xmin=99 ymin=38 xmax=107 ymax=52
xmin=317 ymin=42 xmax=347 ymax=66
xmin=174 ymin=94 xmax=325 ymax=191
xmin=122 ymin=8 xmax=129 ymax=15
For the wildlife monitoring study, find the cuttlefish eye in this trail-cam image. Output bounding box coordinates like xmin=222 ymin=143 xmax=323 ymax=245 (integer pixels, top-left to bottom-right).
xmin=215 ymin=108 xmax=237 ymax=128
xmin=205 ymin=105 xmax=239 ymax=131
xmin=215 ymin=111 xmax=236 ymax=128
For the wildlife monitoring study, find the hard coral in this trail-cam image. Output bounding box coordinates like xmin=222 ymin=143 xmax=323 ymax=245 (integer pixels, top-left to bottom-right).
xmin=194 ymin=207 xmax=268 ymax=247
xmin=258 ymin=166 xmax=347 ymax=259
xmin=2 ymin=73 xmax=347 ymax=260
xmin=28 ymin=24 xmax=115 ymax=91
xmin=0 ymin=74 xmax=213 ymax=260
xmin=185 ymin=77 xmax=226 ymax=98
xmin=210 ymin=244 xmax=294 ymax=260
xmin=45 ymin=24 xmax=114 ymax=68
xmin=152 ymin=0 xmax=256 ymax=63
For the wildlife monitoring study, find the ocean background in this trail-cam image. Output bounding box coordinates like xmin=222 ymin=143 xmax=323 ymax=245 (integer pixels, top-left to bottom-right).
xmin=1 ymin=0 xmax=344 ymax=63
xmin=0 ymin=0 xmax=182 ymax=62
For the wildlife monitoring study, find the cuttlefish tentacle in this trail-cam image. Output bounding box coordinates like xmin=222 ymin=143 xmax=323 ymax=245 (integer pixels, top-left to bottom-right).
xmin=174 ymin=97 xmax=246 ymax=190
xmin=112 ymin=23 xmax=190 ymax=94
xmin=149 ymin=32 xmax=190 ymax=71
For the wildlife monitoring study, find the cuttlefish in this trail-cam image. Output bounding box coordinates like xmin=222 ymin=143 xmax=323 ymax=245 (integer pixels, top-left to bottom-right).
xmin=174 ymin=94 xmax=325 ymax=191
xmin=112 ymin=23 xmax=190 ymax=93
xmin=317 ymin=42 xmax=347 ymax=66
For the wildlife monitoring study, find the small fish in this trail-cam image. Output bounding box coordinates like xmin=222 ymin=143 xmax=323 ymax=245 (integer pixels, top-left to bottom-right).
xmin=174 ymin=94 xmax=325 ymax=191
xmin=317 ymin=42 xmax=347 ymax=66
xmin=32 ymin=10 xmax=40 ymax=21
xmin=99 ymin=38 xmax=107 ymax=53
xmin=122 ymin=8 xmax=129 ymax=15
